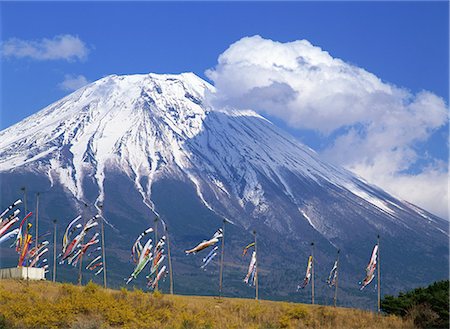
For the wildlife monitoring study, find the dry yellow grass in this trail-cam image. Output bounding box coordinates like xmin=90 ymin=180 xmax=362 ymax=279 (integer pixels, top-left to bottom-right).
xmin=0 ymin=280 xmax=414 ymax=329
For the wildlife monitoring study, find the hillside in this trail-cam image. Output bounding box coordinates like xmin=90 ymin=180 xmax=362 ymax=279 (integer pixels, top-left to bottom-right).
xmin=0 ymin=280 xmax=413 ymax=329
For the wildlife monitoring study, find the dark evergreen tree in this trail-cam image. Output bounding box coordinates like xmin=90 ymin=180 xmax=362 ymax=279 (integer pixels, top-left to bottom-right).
xmin=381 ymin=280 xmax=449 ymax=329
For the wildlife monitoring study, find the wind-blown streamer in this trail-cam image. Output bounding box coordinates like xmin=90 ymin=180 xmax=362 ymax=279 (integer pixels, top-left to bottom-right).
xmin=201 ymin=251 xmax=217 ymax=270
xmin=126 ymin=238 xmax=153 ymax=284
xmin=88 ymin=262 xmax=103 ymax=271
xmin=0 ymin=199 xmax=22 ymax=221
xmin=70 ymin=233 xmax=99 ymax=267
xmin=185 ymin=228 xmax=222 ymax=254
xmin=242 ymin=242 xmax=255 ymax=256
xmin=0 ymin=210 xmax=22 ymax=238
xmin=0 ymin=228 xmax=18 ymax=245
xmin=18 ymin=232 xmax=32 ymax=266
xmin=28 ymin=241 xmax=49 ymax=259
xmin=200 ymin=246 xmax=218 ymax=270
xmin=150 ymin=265 xmax=167 ymax=289
xmin=244 ymin=251 xmax=257 ymax=286
xmin=154 ymin=236 xmax=165 ymax=254
xmin=360 ymin=244 xmax=378 ymax=290
xmin=62 ymin=215 xmax=82 ymax=253
xmin=61 ymin=215 xmax=99 ymax=262
xmin=29 ymin=247 xmax=48 ymax=267
xmin=131 ymin=227 xmax=153 ymax=264
xmin=148 ymin=254 xmax=166 ymax=277
xmin=297 ymin=256 xmax=313 ymax=290
xmin=202 ymin=246 xmax=218 ymax=263
xmin=327 ymin=260 xmax=338 ymax=287
xmin=86 ymin=255 xmax=102 ymax=270
xmin=14 ymin=212 xmax=33 ymax=252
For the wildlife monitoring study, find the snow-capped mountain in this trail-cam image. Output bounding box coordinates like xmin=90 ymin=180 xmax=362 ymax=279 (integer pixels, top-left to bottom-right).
xmin=0 ymin=73 xmax=447 ymax=305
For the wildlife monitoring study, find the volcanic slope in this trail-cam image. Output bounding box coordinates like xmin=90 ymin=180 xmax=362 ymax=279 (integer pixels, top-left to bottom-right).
xmin=0 ymin=73 xmax=447 ymax=306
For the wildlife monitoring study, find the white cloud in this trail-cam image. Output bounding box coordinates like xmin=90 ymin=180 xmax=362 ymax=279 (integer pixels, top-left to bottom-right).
xmin=1 ymin=34 xmax=89 ymax=61
xmin=207 ymin=35 xmax=449 ymax=219
xmin=59 ymin=74 xmax=89 ymax=91
xmin=350 ymin=161 xmax=448 ymax=219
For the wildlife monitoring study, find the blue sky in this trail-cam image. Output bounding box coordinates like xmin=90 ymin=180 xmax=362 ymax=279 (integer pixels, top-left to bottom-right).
xmin=1 ymin=1 xmax=448 ymax=218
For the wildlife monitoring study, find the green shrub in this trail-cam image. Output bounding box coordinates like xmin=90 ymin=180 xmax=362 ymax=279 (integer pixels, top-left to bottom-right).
xmin=381 ymin=280 xmax=449 ymax=329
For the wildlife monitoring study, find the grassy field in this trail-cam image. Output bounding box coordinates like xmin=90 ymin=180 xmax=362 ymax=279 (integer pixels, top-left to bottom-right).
xmin=0 ymin=280 xmax=414 ymax=329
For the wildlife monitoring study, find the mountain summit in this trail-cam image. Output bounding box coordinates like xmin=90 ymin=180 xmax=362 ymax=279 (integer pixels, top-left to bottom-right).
xmin=0 ymin=73 xmax=447 ymax=305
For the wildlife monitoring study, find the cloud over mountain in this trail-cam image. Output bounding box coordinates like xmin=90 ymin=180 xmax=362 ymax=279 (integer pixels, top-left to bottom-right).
xmin=206 ymin=35 xmax=449 ymax=219
xmin=59 ymin=74 xmax=90 ymax=91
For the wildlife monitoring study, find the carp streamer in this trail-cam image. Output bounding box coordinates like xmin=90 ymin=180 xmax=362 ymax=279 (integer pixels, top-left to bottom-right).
xmin=360 ymin=244 xmax=378 ymax=290
xmin=185 ymin=228 xmax=222 ymax=255
xmin=297 ymin=256 xmax=313 ymax=290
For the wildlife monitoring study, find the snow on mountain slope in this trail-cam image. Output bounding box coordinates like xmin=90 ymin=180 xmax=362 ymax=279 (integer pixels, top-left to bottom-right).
xmin=0 ymin=73 xmax=208 ymax=208
xmin=0 ymin=73 xmax=447 ymax=243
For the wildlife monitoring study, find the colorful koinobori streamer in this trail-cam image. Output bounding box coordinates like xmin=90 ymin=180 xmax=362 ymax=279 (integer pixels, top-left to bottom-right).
xmin=18 ymin=224 xmax=33 ymax=267
xmin=14 ymin=212 xmax=33 ymax=252
xmin=70 ymin=233 xmax=100 ymax=267
xmin=0 ymin=199 xmax=22 ymax=221
xmin=146 ymin=236 xmax=167 ymax=289
xmin=28 ymin=240 xmax=50 ymax=267
xmin=242 ymin=240 xmax=257 ymax=286
xmin=85 ymin=248 xmax=104 ymax=276
xmin=86 ymin=255 xmax=102 ymax=270
xmin=126 ymin=237 xmax=153 ymax=284
xmin=185 ymin=228 xmax=223 ymax=255
xmin=200 ymin=246 xmax=218 ymax=270
xmin=28 ymin=240 xmax=49 ymax=259
xmin=61 ymin=215 xmax=99 ymax=263
xmin=326 ymin=260 xmax=338 ymax=287
xmin=29 ymin=246 xmax=49 ymax=267
xmin=0 ymin=209 xmax=21 ymax=238
xmin=148 ymin=236 xmax=165 ymax=278
xmin=131 ymin=227 xmax=154 ymax=264
xmin=0 ymin=228 xmax=19 ymax=245
xmin=62 ymin=215 xmax=82 ymax=254
xmin=150 ymin=265 xmax=167 ymax=289
xmin=0 ymin=200 xmax=44 ymax=271
xmin=360 ymin=244 xmax=378 ymax=290
xmin=244 ymin=250 xmax=257 ymax=286
xmin=297 ymin=256 xmax=313 ymax=290
xmin=242 ymin=242 xmax=255 ymax=256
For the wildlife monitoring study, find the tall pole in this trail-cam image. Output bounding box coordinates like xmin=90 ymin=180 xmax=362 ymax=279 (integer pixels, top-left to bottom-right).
xmin=53 ymin=219 xmax=57 ymax=282
xmin=154 ymin=217 xmax=159 ymax=291
xmin=101 ymin=217 xmax=107 ymax=288
xmin=334 ymin=249 xmax=340 ymax=307
xmin=21 ymin=185 xmax=28 ymax=286
xmin=377 ymin=234 xmax=381 ymax=314
xmin=35 ymin=193 xmax=40 ymax=250
xmin=311 ymin=242 xmax=315 ymax=305
xmin=219 ymin=219 xmax=225 ymax=298
xmin=253 ymin=230 xmax=258 ymax=301
xmin=22 ymin=186 xmax=28 ymax=287
xmin=78 ymin=203 xmax=88 ymax=286
xmin=97 ymin=204 xmax=107 ymax=289
xmin=165 ymin=225 xmax=174 ymax=295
